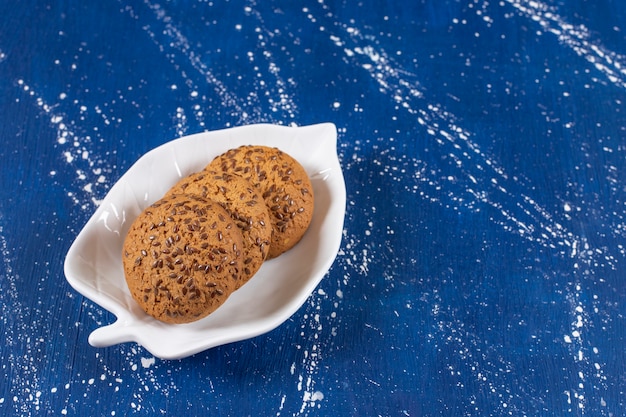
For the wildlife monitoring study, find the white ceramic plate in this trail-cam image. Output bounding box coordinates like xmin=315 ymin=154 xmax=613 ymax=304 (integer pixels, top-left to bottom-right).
xmin=64 ymin=123 xmax=345 ymax=359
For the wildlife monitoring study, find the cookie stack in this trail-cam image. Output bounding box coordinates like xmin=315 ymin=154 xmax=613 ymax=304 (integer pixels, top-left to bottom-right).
xmin=121 ymin=145 xmax=314 ymax=324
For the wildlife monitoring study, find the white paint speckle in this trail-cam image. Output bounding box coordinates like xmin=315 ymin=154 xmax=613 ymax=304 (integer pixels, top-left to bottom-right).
xmin=141 ymin=357 xmax=156 ymax=369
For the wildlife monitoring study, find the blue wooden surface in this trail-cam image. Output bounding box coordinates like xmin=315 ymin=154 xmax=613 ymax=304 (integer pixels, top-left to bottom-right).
xmin=1 ymin=0 xmax=625 ymax=415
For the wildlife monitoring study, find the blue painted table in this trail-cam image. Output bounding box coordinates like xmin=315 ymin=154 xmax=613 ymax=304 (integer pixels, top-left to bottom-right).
xmin=1 ymin=1 xmax=625 ymax=415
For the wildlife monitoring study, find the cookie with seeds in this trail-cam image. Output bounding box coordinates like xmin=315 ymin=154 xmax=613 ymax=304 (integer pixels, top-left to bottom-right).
xmin=166 ymin=170 xmax=271 ymax=288
xmin=205 ymin=145 xmax=314 ymax=258
xmin=122 ymin=194 xmax=244 ymax=324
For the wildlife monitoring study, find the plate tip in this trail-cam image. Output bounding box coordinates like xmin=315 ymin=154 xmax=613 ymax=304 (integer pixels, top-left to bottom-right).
xmin=88 ymin=321 xmax=134 ymax=348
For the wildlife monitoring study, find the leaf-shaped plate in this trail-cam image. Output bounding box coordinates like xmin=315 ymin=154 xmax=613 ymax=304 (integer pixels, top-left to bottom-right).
xmin=64 ymin=123 xmax=345 ymax=359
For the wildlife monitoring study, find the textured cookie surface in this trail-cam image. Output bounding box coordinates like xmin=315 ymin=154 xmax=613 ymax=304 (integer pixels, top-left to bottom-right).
xmin=167 ymin=170 xmax=271 ymax=287
xmin=122 ymin=194 xmax=244 ymax=324
xmin=205 ymin=145 xmax=314 ymax=258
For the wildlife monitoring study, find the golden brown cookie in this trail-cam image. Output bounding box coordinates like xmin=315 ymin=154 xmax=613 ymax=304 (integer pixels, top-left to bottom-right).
xmin=122 ymin=194 xmax=244 ymax=324
xmin=166 ymin=170 xmax=271 ymax=287
xmin=205 ymin=145 xmax=314 ymax=258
